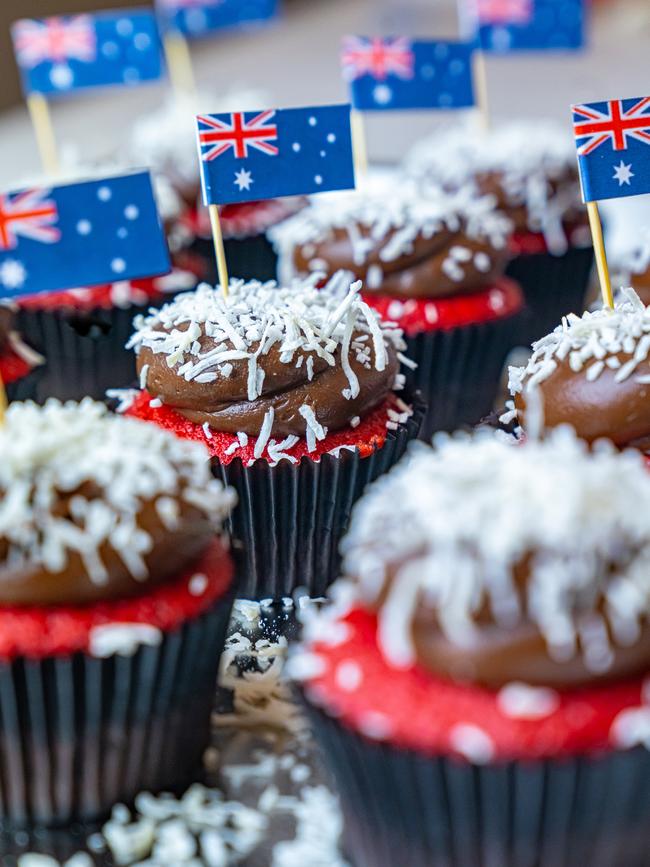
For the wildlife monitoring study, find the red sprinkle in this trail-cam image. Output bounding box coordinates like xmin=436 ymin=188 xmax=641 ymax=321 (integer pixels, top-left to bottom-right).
xmin=0 ymin=344 xmax=33 ymax=385
xmin=127 ymin=392 xmax=407 ymax=465
xmin=363 ymin=277 xmax=523 ymax=337
xmin=0 ymin=539 xmax=233 ymax=661
xmin=305 ymin=608 xmax=649 ymax=761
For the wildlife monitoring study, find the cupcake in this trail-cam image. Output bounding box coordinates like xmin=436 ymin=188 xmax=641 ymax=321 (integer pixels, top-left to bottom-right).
xmin=270 ymin=178 xmax=523 ymax=438
xmin=406 ymin=120 xmax=594 ymax=345
xmin=122 ymin=273 xmax=424 ymax=599
xmin=0 ymin=307 xmax=44 ymax=403
xmin=0 ymin=398 xmax=236 ymax=826
xmin=507 ymin=287 xmax=650 ymax=450
xmin=611 ymin=227 xmax=650 ymax=307
xmin=125 ymin=92 xmax=303 ymax=283
xmin=295 ymin=429 xmax=650 ymax=867
xmin=10 ymin=268 xmax=197 ymax=402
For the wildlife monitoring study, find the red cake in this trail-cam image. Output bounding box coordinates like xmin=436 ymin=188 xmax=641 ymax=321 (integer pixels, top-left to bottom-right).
xmin=295 ymin=427 xmax=650 ymax=865
xmin=123 ymin=273 xmax=423 ymax=598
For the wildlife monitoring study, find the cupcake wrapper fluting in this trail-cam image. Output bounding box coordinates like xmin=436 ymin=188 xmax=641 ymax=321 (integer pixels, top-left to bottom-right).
xmin=305 ymin=702 xmax=650 ymax=867
xmin=505 ymin=246 xmax=595 ymax=348
xmin=403 ymin=314 xmax=521 ymax=439
xmin=190 ymin=234 xmax=279 ymax=285
xmin=14 ymin=304 xmax=158 ymax=403
xmin=211 ymin=396 xmax=425 ymax=600
xmin=0 ymin=594 xmax=234 ymax=829
xmin=4 ymin=363 xmax=45 ymax=404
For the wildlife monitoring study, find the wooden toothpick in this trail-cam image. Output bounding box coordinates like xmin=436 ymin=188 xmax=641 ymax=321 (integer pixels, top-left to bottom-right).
xmin=163 ymin=31 xmax=197 ymax=99
xmin=350 ymin=109 xmax=369 ymax=182
xmin=26 ymin=92 xmax=59 ymax=175
xmin=208 ymin=204 xmax=229 ymax=297
xmin=586 ymin=200 xmax=613 ymax=308
xmin=472 ymin=51 xmax=490 ymax=132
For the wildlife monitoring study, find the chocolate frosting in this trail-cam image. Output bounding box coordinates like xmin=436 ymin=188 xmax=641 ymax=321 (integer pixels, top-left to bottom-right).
xmin=129 ymin=276 xmax=406 ymax=442
xmin=514 ymin=355 xmax=650 ymax=449
xmin=138 ymin=330 xmax=398 ymax=438
xmin=0 ymin=308 xmax=12 ymax=352
xmin=0 ymin=400 xmax=235 ymax=607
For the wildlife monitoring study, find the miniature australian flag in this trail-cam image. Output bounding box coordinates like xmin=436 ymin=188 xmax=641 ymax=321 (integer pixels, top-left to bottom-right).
xmin=156 ymin=0 xmax=279 ymax=37
xmin=463 ymin=0 xmax=584 ymax=53
xmin=11 ymin=10 xmax=163 ymax=97
xmin=197 ymin=104 xmax=355 ymax=205
xmin=572 ymin=96 xmax=650 ymax=202
xmin=0 ymin=171 xmax=170 ymax=300
xmin=341 ymin=37 xmax=476 ymax=112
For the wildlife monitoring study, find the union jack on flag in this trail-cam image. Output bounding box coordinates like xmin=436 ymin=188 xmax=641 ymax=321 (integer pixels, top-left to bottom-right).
xmin=12 ymin=15 xmax=96 ymax=69
xmin=462 ymin=0 xmax=585 ymax=52
xmin=196 ymin=104 xmax=355 ymax=206
xmin=0 ymin=172 xmax=170 ymax=300
xmin=197 ymin=111 xmax=279 ymax=161
xmin=572 ymin=95 xmax=650 ymax=202
xmin=11 ymin=11 xmax=163 ymax=97
xmin=341 ymin=37 xmax=476 ymax=112
xmin=341 ymin=37 xmax=415 ymax=82
xmin=0 ymin=189 xmax=60 ymax=252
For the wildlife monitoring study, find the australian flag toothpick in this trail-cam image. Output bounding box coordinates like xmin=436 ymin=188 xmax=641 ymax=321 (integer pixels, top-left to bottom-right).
xmin=0 ymin=171 xmax=170 ymax=300
xmin=156 ymin=0 xmax=279 ymax=37
xmin=197 ymin=104 xmax=355 ymax=205
xmin=11 ymin=10 xmax=163 ymax=97
xmin=572 ymin=96 xmax=650 ymax=203
xmin=341 ymin=37 xmax=476 ymax=112
xmin=462 ymin=0 xmax=584 ymax=53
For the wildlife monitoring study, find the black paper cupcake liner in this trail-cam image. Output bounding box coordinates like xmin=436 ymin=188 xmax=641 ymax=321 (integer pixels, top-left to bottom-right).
xmin=13 ymin=303 xmax=158 ymax=403
xmin=190 ymin=233 xmax=279 ymax=284
xmin=0 ymin=590 xmax=234 ymax=829
xmin=403 ymin=312 xmax=522 ymax=440
xmin=4 ymin=363 xmax=45 ymax=405
xmin=211 ymin=395 xmax=425 ymax=600
xmin=305 ymin=702 xmax=650 ymax=867
xmin=505 ymin=245 xmax=595 ymax=348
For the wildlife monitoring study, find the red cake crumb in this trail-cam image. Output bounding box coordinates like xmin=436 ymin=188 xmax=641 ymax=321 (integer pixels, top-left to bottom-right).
xmin=304 ymin=607 xmax=650 ymax=761
xmin=126 ymin=391 xmax=410 ymax=465
xmin=363 ymin=277 xmax=523 ymax=337
xmin=0 ymin=539 xmax=233 ymax=661
xmin=0 ymin=344 xmax=33 ymax=385
xmin=16 ymin=274 xmax=171 ymax=314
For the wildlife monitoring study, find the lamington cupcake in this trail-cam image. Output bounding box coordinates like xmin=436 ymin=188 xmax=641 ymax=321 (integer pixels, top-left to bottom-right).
xmin=406 ymin=120 xmax=594 ymax=345
xmin=0 ymin=307 xmax=44 ymax=403
xmin=122 ymin=273 xmax=424 ymax=599
xmin=10 ymin=268 xmax=197 ymax=402
xmin=507 ymin=288 xmax=650 ymax=450
xmin=295 ymin=429 xmax=650 ymax=867
xmin=0 ymin=399 xmax=236 ymax=827
xmin=125 ymin=92 xmax=303 ymax=282
xmin=270 ymin=178 xmax=523 ymax=438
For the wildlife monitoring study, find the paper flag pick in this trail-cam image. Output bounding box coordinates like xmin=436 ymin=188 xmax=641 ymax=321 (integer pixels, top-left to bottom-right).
xmin=156 ymin=0 xmax=279 ymax=37
xmin=461 ymin=0 xmax=585 ymax=53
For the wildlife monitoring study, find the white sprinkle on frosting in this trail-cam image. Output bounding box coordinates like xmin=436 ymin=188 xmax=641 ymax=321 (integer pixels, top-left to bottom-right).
xmin=0 ymin=399 xmax=235 ymax=584
xmin=340 ymin=428 xmax=650 ymax=674
xmin=509 ymin=288 xmax=650 ymax=398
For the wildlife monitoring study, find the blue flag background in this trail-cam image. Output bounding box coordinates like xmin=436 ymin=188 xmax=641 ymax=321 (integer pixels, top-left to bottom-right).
xmin=464 ymin=0 xmax=585 ymax=53
xmin=0 ymin=172 xmax=170 ymax=299
xmin=12 ymin=10 xmax=163 ymax=97
xmin=197 ymin=104 xmax=355 ymax=205
xmin=343 ymin=38 xmax=476 ymax=112
xmin=156 ymin=0 xmax=279 ymax=38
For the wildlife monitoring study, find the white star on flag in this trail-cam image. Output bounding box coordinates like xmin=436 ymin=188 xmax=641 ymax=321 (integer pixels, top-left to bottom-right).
xmin=0 ymin=258 xmax=27 ymax=290
xmin=613 ymin=160 xmax=634 ymax=187
xmin=234 ymin=169 xmax=253 ymax=191
xmin=373 ymin=84 xmax=393 ymax=105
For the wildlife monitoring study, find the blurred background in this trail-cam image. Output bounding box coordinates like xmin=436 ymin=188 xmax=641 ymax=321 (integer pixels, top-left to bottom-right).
xmin=1 ymin=0 xmax=650 ymax=179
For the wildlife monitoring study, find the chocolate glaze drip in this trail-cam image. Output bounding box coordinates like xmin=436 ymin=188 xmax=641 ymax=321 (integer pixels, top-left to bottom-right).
xmin=292 ymin=226 xmax=507 ymax=300
xmin=138 ymin=329 xmax=399 ymax=438
xmin=514 ymin=354 xmax=650 ymax=449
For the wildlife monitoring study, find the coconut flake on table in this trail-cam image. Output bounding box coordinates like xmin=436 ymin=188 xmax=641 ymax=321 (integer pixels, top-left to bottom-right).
xmin=509 ymin=288 xmax=650 ymax=397
xmin=128 ymin=273 xmax=406 ymax=445
xmin=269 ymin=173 xmax=512 ymax=283
xmin=405 ymin=119 xmax=583 ymax=253
xmin=325 ymin=426 xmax=650 ymax=674
xmin=0 ymin=398 xmax=235 ymax=585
